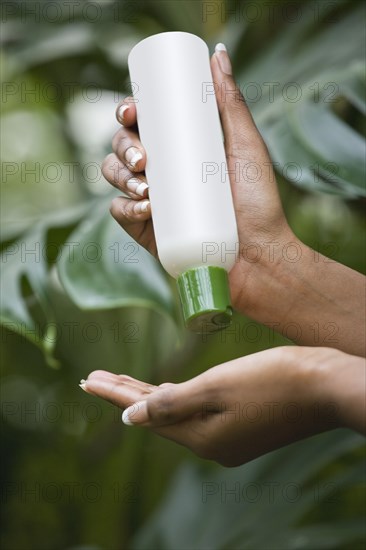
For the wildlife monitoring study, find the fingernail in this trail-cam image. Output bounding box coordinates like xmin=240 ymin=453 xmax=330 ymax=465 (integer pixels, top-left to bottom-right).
xmin=125 ymin=147 xmax=143 ymax=168
xmin=126 ymin=177 xmax=149 ymax=197
xmin=134 ymin=200 xmax=150 ymax=214
xmin=117 ymin=104 xmax=129 ymax=124
xmin=122 ymin=400 xmax=147 ymax=426
xmin=79 ymin=379 xmax=87 ymax=392
xmin=215 ymin=43 xmax=232 ymax=75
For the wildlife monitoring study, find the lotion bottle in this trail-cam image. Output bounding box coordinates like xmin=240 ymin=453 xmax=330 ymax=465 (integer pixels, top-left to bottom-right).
xmin=128 ymin=32 xmax=239 ymax=332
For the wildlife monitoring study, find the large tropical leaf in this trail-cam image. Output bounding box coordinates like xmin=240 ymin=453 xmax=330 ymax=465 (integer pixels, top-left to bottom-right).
xmin=132 ymin=430 xmax=365 ymax=550
xmin=233 ymin=1 xmax=366 ymax=197
xmin=57 ymin=204 xmax=177 ymax=321
xmin=0 ymin=203 xmax=90 ymax=367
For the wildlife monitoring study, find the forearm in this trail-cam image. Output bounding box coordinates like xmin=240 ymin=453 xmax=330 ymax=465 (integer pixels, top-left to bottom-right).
xmin=240 ymin=236 xmax=366 ymax=357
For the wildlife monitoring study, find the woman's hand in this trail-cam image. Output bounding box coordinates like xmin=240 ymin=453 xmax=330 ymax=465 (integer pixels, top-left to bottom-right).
xmin=81 ymin=346 xmax=365 ymax=467
xmin=101 ymin=45 xmax=290 ymax=306
xmin=101 ymin=44 xmax=365 ymax=357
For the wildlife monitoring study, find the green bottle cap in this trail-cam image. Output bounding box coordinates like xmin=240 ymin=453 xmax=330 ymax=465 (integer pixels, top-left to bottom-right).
xmin=177 ymin=266 xmax=232 ymax=333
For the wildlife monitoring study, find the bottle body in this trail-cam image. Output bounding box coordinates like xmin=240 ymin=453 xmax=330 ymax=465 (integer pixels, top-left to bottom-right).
xmin=128 ymin=32 xmax=238 ymax=279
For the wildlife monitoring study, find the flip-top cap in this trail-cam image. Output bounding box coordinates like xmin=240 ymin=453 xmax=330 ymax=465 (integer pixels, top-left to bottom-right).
xmin=177 ymin=266 xmax=232 ymax=333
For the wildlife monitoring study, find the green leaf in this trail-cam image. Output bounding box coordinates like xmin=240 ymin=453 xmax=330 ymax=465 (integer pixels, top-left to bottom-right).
xmin=4 ymin=22 xmax=94 ymax=72
xmin=256 ymin=521 xmax=366 ymax=550
xmin=0 ymin=203 xmax=91 ymax=367
xmin=132 ymin=431 xmax=365 ymax=550
xmin=1 ymin=107 xmax=87 ymax=241
xmin=57 ymin=205 xmax=177 ymax=323
xmin=235 ymin=2 xmax=366 ymax=198
xmin=284 ymin=64 xmax=366 ymax=197
xmin=0 ymin=226 xmax=59 ymax=368
xmin=48 ymin=266 xmax=180 ymax=379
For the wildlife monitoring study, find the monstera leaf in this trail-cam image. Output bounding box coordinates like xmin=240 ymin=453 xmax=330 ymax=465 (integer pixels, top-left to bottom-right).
xmin=57 ymin=203 xmax=177 ymax=319
xmin=0 ymin=203 xmax=90 ymax=367
xmin=1 ymin=199 xmax=179 ymax=367
xmin=0 ymin=225 xmax=59 ymax=367
xmin=233 ymin=1 xmax=366 ymax=198
xmin=260 ymin=63 xmax=366 ymax=197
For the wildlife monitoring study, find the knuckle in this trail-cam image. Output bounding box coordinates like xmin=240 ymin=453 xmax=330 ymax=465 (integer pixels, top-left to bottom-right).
xmin=121 ymin=171 xmax=133 ymax=186
xmin=112 ymin=129 xmax=128 ymax=152
xmin=116 ymin=136 xmax=130 ymax=158
xmin=231 ymin=89 xmax=246 ymax=109
xmin=110 ymin=198 xmax=136 ymax=223
xmin=101 ymin=154 xmax=115 ymax=177
xmin=109 ymin=198 xmax=122 ymax=218
xmin=227 ymin=130 xmax=253 ymax=152
xmin=111 ymin=129 xmax=121 ymax=150
xmin=149 ymin=389 xmax=177 ymax=423
xmin=226 ymin=130 xmax=266 ymax=161
xmin=273 ymin=345 xmax=297 ymax=364
xmin=117 ymin=374 xmax=133 ymax=383
xmin=221 ymin=84 xmax=246 ymax=110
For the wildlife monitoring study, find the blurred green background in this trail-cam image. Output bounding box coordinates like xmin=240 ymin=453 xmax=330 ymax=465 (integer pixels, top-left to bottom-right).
xmin=1 ymin=1 xmax=365 ymax=549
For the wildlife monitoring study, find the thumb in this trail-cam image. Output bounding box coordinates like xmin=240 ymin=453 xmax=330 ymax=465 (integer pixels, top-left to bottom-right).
xmin=121 ymin=380 xmax=216 ymax=427
xmin=210 ymin=44 xmax=281 ymax=238
xmin=211 ymin=43 xmax=265 ymax=158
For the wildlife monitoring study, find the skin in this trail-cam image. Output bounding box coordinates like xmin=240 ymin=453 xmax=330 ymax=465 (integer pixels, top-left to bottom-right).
xmin=85 ymin=45 xmax=366 ymax=467
xmin=83 ymin=347 xmax=365 ymax=467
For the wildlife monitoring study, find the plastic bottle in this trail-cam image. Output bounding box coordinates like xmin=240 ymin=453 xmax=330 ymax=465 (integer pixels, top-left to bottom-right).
xmin=128 ymin=31 xmax=239 ymax=332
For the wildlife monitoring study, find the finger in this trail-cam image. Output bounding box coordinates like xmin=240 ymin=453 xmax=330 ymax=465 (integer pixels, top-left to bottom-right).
xmin=81 ymin=368 xmax=214 ymax=426
xmin=87 ymin=370 xmax=139 ymax=383
xmin=110 ymin=196 xmax=157 ymax=258
xmin=210 ymin=43 xmax=282 ymax=238
xmin=85 ymin=370 xmax=158 ymax=392
xmin=120 ymin=375 xmax=220 ymax=427
xmin=81 ymin=376 xmax=158 ymax=410
xmin=102 ymin=153 xmax=149 ymax=199
xmin=110 ymin=196 xmax=152 ymax=228
xmin=112 ymin=127 xmax=146 ymax=172
xmin=210 ymin=45 xmax=267 ymax=160
xmin=118 ymin=353 xmax=268 ymax=428
xmin=82 ymin=371 xmax=210 ymax=454
xmin=81 ymin=370 xmax=219 ymax=458
xmin=116 ymin=97 xmax=137 ymax=127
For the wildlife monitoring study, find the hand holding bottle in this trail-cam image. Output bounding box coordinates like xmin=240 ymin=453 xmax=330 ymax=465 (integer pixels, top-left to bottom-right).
xmin=102 ymin=43 xmax=365 ymax=355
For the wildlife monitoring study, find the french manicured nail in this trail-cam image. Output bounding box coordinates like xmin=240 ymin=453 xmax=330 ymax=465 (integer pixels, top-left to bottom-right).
xmin=126 ymin=177 xmax=149 ymax=197
xmin=79 ymin=379 xmax=87 ymax=392
xmin=122 ymin=400 xmax=147 ymax=426
xmin=215 ymin=43 xmax=232 ymax=75
xmin=125 ymin=147 xmax=143 ymax=168
xmin=117 ymin=104 xmax=130 ymax=123
xmin=134 ymin=200 xmax=150 ymax=214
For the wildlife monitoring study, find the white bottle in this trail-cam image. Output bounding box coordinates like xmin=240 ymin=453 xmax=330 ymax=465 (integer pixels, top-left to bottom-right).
xmin=128 ymin=32 xmax=239 ymax=332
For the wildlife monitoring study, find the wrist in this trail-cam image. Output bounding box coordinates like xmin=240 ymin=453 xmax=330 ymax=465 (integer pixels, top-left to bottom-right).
xmin=260 ymin=346 xmax=342 ymax=443
xmin=232 ymin=228 xmax=307 ymax=317
xmin=319 ymin=351 xmax=366 ymax=434
xmin=233 ymin=229 xmax=365 ymax=355
xmin=295 ymin=347 xmax=365 ymax=434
